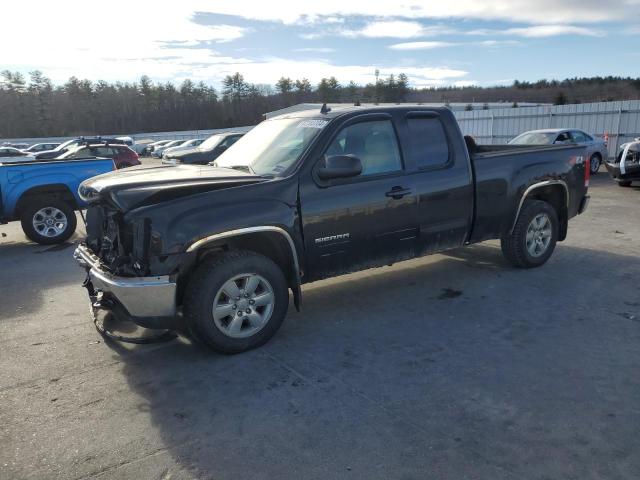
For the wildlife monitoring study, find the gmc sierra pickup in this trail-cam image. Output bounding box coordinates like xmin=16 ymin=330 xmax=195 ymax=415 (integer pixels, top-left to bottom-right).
xmin=74 ymin=105 xmax=591 ymax=353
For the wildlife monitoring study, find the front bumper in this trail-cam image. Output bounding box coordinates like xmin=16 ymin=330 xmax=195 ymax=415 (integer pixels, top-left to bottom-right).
xmin=74 ymin=244 xmax=178 ymax=329
xmin=604 ymin=160 xmax=640 ymax=181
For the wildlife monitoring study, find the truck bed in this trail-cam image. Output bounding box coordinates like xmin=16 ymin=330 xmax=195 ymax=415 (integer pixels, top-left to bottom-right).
xmin=469 ymin=143 xmax=589 ymax=243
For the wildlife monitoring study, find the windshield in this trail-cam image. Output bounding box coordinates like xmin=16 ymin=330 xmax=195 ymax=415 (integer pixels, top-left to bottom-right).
xmin=54 ymin=139 xmax=76 ymax=151
xmin=199 ymin=134 xmax=224 ymax=150
xmin=215 ymin=118 xmax=327 ymax=176
xmin=509 ymin=132 xmax=557 ymax=145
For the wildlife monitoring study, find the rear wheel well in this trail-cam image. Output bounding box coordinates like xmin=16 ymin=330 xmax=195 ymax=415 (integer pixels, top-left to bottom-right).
xmin=15 ymin=185 xmax=78 ymax=219
xmin=178 ymin=232 xmax=300 ymax=309
xmin=518 ymin=184 xmax=568 ymax=241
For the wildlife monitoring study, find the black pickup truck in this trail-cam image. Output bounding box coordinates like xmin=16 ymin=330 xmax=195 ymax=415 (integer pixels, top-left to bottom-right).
xmin=74 ymin=105 xmax=590 ymax=353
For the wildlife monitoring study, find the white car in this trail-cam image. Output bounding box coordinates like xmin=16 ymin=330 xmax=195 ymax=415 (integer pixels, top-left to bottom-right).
xmin=0 ymin=147 xmax=35 ymax=162
xmin=161 ymin=138 xmax=204 ymax=158
xmin=152 ymin=140 xmax=188 ymax=158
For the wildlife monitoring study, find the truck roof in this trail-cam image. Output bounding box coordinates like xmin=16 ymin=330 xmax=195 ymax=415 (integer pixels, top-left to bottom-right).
xmin=270 ymin=104 xmax=451 ymax=121
xmin=522 ymin=128 xmax=578 ymax=134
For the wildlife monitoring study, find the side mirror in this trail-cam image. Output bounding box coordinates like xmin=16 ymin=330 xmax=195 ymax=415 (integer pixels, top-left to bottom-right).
xmin=317 ymin=155 xmax=363 ymax=180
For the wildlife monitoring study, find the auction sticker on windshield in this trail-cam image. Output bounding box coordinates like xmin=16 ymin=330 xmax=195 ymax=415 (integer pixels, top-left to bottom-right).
xmin=298 ymin=120 xmax=329 ymax=129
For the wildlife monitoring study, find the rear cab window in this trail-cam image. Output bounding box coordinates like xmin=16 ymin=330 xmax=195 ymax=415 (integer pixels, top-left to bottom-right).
xmin=403 ymin=114 xmax=451 ymax=171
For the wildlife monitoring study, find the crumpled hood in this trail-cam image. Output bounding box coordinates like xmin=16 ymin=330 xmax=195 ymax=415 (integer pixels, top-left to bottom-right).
xmin=79 ymin=164 xmax=266 ymax=211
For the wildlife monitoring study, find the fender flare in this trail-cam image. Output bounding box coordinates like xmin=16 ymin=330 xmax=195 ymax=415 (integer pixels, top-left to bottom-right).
xmin=185 ymin=226 xmax=302 ymax=309
xmin=509 ymin=180 xmax=569 ymax=234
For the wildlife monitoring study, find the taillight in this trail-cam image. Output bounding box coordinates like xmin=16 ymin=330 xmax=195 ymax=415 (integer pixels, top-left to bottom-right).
xmin=584 ymin=157 xmax=590 ymax=187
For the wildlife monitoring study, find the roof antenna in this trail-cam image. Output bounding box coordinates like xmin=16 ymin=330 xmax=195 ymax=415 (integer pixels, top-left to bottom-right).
xmin=320 ymin=103 xmax=331 ymax=114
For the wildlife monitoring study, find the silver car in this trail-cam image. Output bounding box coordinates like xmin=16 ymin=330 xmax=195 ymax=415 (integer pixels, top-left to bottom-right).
xmin=509 ymin=128 xmax=608 ymax=174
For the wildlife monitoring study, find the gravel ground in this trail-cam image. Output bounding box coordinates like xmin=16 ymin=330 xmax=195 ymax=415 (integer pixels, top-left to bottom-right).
xmin=0 ymin=173 xmax=639 ymax=480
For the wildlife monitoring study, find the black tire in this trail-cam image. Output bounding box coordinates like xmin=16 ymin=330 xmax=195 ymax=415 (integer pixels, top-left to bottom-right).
xmin=590 ymin=154 xmax=602 ymax=175
xmin=501 ymin=199 xmax=559 ymax=268
xmin=20 ymin=198 xmax=77 ymax=245
xmin=183 ymin=250 xmax=289 ymax=354
xmin=618 ymin=181 xmax=632 ymax=187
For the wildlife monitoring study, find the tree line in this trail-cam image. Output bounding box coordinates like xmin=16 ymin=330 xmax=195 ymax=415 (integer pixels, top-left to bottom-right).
xmin=0 ymin=70 xmax=638 ymax=138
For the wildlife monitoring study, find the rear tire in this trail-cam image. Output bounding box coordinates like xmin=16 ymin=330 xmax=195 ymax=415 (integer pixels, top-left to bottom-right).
xmin=501 ymin=199 xmax=558 ymax=268
xmin=618 ymin=181 xmax=632 ymax=187
xmin=20 ymin=198 xmax=77 ymax=245
xmin=184 ymin=250 xmax=289 ymax=354
xmin=589 ymin=154 xmax=602 ymax=175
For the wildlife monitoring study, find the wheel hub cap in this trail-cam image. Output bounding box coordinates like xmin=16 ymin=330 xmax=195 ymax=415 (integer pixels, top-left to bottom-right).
xmin=32 ymin=207 xmax=68 ymax=238
xmin=525 ymin=213 xmax=552 ymax=257
xmin=212 ymin=273 xmax=275 ymax=339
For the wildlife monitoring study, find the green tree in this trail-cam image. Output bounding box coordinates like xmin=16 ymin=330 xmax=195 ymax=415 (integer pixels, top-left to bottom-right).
xmin=294 ymin=78 xmax=312 ymax=94
xmin=553 ymin=91 xmax=568 ymax=105
xmin=275 ymin=77 xmax=293 ymax=95
xmin=222 ymin=73 xmax=250 ymax=101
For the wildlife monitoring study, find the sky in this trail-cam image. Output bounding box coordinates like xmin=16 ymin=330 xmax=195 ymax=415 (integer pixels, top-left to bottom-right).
xmin=2 ymin=0 xmax=639 ymax=89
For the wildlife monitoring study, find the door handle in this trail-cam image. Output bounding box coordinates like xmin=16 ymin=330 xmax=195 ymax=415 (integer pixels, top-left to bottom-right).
xmin=385 ymin=186 xmax=412 ymax=199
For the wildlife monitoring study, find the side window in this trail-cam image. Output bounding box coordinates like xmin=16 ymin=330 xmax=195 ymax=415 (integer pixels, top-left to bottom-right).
xmin=405 ymin=116 xmax=450 ymax=169
xmin=570 ymin=131 xmax=587 ymax=142
xmin=325 ymin=120 xmax=402 ymax=176
xmin=555 ymin=132 xmax=571 ymax=143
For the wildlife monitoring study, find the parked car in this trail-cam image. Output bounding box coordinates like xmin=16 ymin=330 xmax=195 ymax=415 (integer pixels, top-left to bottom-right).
xmin=21 ymin=142 xmax=61 ymax=153
xmin=162 ymin=132 xmax=245 ymax=165
xmin=152 ymin=140 xmax=187 ymax=158
xmin=0 ymin=146 xmax=31 ymax=159
xmin=604 ymin=137 xmax=640 ymax=187
xmin=161 ymin=138 xmax=204 ymax=158
xmin=130 ymin=140 xmax=154 ymax=156
xmin=75 ymin=105 xmax=591 ymax=353
xmin=145 ymin=140 xmax=172 ymax=155
xmin=509 ymin=128 xmax=607 ymax=175
xmin=1 ymin=156 xmax=114 ymax=244
xmin=2 ymin=142 xmax=30 ymax=150
xmin=115 ymin=136 xmax=134 ymax=147
xmin=35 ymin=137 xmax=129 ymax=160
xmin=57 ymin=143 xmax=141 ymax=169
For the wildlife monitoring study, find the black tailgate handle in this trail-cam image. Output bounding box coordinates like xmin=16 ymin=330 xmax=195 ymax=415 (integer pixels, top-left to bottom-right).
xmin=385 ymin=186 xmax=412 ymax=199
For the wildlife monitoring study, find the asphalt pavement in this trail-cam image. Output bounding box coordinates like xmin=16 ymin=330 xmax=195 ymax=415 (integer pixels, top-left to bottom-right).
xmin=1 ymin=173 xmax=639 ymax=479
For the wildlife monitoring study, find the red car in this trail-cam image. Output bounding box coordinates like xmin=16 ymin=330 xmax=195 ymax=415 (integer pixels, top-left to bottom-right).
xmin=58 ymin=143 xmax=141 ymax=169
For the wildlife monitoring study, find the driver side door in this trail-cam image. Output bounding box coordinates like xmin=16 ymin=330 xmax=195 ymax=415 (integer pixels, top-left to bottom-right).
xmin=299 ymin=115 xmax=419 ymax=281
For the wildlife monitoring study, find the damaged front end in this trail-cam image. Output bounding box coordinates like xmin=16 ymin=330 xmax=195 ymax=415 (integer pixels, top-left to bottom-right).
xmin=74 ymin=164 xmax=270 ymax=330
xmin=75 ymin=192 xmax=179 ymax=330
xmin=605 ymin=138 xmax=640 ymax=183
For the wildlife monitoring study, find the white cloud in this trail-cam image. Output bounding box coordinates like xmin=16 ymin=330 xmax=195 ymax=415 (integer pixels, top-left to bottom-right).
xmin=477 ymin=40 xmax=522 ymax=47
xmin=294 ymin=47 xmax=336 ymax=53
xmin=205 ymin=59 xmax=468 ymax=87
xmin=503 ymin=25 xmax=605 ymax=37
xmin=468 ymin=25 xmax=605 ymax=38
xmin=389 ymin=40 xmax=519 ymax=50
xmin=175 ymin=0 xmax=638 ymax=25
xmin=389 ymin=42 xmax=455 ymax=50
xmin=339 ymin=21 xmax=456 ymax=39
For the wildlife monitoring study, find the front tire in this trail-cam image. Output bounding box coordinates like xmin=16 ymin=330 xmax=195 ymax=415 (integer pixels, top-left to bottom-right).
xmin=20 ymin=199 xmax=77 ymax=245
xmin=501 ymin=199 xmax=559 ymax=268
xmin=618 ymin=181 xmax=632 ymax=187
xmin=184 ymin=250 xmax=289 ymax=354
